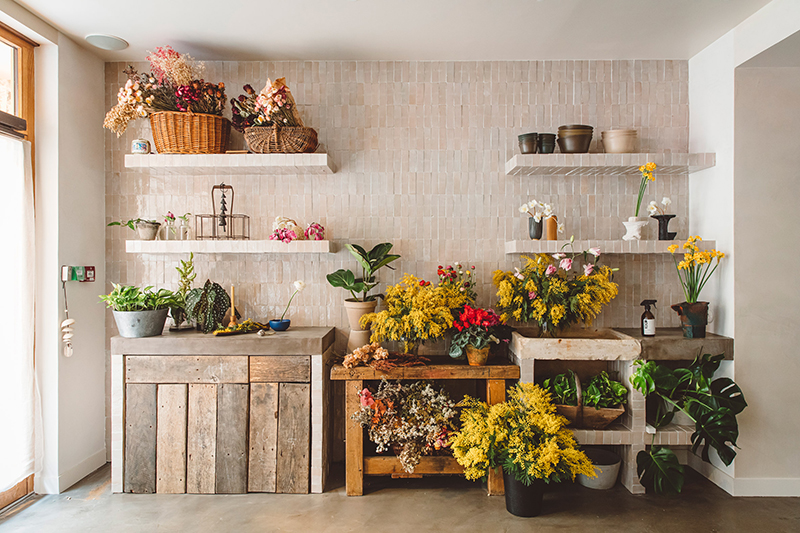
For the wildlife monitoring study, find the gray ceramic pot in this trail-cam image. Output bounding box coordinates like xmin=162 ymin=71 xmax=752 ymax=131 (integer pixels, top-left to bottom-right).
xmin=113 ymin=309 xmax=169 ymax=338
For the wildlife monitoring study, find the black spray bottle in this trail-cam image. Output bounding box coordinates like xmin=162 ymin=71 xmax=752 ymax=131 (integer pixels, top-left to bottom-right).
xmin=640 ymin=300 xmax=657 ymax=337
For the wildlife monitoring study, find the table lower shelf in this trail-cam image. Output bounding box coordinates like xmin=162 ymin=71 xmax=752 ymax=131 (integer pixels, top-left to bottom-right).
xmin=364 ymin=456 xmax=463 ymax=476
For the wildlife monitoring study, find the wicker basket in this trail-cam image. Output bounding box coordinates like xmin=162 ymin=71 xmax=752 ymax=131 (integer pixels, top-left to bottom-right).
xmin=244 ymin=125 xmax=318 ymax=154
xmin=554 ymin=373 xmax=625 ymax=430
xmin=149 ymin=111 xmax=231 ymax=154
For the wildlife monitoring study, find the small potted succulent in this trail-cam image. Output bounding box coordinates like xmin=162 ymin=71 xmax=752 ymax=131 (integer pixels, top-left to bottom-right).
xmin=108 ymin=218 xmax=161 ymax=240
xmin=100 ymin=283 xmax=181 ymax=338
xmin=448 ymin=305 xmax=504 ymax=366
xmin=327 ymin=243 xmax=400 ymax=351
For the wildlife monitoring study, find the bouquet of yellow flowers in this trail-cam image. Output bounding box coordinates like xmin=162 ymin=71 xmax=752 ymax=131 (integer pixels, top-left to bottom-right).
xmin=450 ymin=383 xmax=595 ymax=485
xmin=493 ymin=244 xmax=618 ymax=337
xmin=360 ymin=274 xmax=469 ymax=353
xmin=667 ymin=236 xmax=725 ymax=303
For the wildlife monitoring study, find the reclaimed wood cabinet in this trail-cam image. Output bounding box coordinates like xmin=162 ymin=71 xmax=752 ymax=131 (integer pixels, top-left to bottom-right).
xmin=111 ymin=328 xmax=334 ymax=495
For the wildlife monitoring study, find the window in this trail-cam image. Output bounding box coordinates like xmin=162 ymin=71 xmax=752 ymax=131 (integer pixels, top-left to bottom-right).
xmin=0 ymin=23 xmax=36 ymax=140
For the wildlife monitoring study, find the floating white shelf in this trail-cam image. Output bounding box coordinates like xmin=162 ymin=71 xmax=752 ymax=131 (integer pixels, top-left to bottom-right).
xmin=505 ymin=152 xmax=715 ymax=176
xmin=124 ymin=153 xmax=335 ymax=175
xmin=126 ymin=240 xmax=333 ymax=254
xmin=505 ymin=239 xmax=717 ymax=255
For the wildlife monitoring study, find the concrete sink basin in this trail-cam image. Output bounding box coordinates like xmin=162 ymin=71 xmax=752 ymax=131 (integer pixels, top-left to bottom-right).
xmin=509 ymin=327 xmax=640 ymax=361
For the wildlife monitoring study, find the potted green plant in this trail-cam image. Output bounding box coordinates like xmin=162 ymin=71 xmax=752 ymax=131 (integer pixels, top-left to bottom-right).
xmin=542 ymin=370 xmax=628 ymax=430
xmin=108 ymin=218 xmax=161 ymax=241
xmin=448 ymin=305 xmax=504 ymax=366
xmin=185 ymin=280 xmax=239 ymax=334
xmin=326 ymin=243 xmax=400 ymax=351
xmin=100 ymin=283 xmax=181 ymax=337
xmin=169 ymin=253 xmax=196 ymax=330
xmin=450 ymin=383 xmax=596 ymax=517
xmin=630 ymin=353 xmax=747 ymax=494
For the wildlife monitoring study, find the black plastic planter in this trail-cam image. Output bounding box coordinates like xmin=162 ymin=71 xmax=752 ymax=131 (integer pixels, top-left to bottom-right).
xmin=503 ymin=469 xmax=546 ymax=517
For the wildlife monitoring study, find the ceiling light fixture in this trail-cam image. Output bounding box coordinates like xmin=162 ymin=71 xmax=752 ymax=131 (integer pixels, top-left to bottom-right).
xmin=85 ymin=34 xmax=129 ymax=51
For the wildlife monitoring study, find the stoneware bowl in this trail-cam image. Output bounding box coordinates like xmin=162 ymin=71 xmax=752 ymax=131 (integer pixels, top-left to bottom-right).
xmin=601 ymin=129 xmax=638 ymax=153
xmin=269 ymin=319 xmax=291 ymax=331
xmin=518 ymin=132 xmax=538 ymax=154
xmin=557 ymin=133 xmax=592 ymax=153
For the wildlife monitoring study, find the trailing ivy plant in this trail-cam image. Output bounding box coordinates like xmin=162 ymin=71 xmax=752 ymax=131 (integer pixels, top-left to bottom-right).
xmin=630 ymin=353 xmax=747 ymax=494
xmin=185 ymin=280 xmax=239 ymax=334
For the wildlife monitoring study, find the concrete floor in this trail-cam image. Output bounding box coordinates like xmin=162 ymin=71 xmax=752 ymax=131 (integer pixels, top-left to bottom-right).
xmin=1 ymin=464 xmax=799 ymax=532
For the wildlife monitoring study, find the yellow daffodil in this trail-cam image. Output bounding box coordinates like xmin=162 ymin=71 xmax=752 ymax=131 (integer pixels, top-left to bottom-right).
xmin=667 ymin=244 xmax=679 ymax=254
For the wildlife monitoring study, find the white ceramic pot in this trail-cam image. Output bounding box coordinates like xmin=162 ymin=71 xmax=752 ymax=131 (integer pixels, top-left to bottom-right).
xmin=578 ymin=448 xmax=621 ymax=490
xmin=622 ymin=217 xmax=649 ymax=241
xmin=135 ymin=221 xmax=161 ymax=240
xmin=601 ymin=129 xmax=637 ymax=153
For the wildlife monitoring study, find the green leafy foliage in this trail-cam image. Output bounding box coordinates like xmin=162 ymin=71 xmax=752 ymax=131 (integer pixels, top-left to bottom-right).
xmin=108 ymin=218 xmax=159 ymax=231
xmin=637 ymin=447 xmax=684 ymax=495
xmin=630 ymin=352 xmax=747 ymax=494
xmin=542 ymin=370 xmax=578 ymax=406
xmin=99 ymin=283 xmax=181 ymax=311
xmin=542 ymin=370 xmax=627 ymax=409
xmin=327 ymin=242 xmax=400 ymax=301
xmin=170 ymin=253 xmax=196 ymax=326
xmin=583 ymin=371 xmax=628 ymax=408
xmin=185 ymin=280 xmax=239 ymax=334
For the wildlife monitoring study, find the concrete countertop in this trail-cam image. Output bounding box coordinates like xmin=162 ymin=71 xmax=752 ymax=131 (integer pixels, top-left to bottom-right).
xmin=111 ymin=326 xmax=335 ymax=356
xmin=615 ymin=327 xmax=734 ymax=360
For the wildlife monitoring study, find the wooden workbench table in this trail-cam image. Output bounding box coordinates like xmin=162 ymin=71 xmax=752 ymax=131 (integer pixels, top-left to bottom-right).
xmin=331 ymin=363 xmax=520 ymax=496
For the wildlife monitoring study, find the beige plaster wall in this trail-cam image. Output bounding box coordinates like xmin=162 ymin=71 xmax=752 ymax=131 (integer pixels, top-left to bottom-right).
xmin=734 ymin=66 xmax=800 ymax=482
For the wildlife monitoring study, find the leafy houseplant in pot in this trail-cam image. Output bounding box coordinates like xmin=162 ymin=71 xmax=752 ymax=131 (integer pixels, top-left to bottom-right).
xmin=169 ymin=253 xmax=196 ymax=330
xmin=630 ymin=353 xmax=747 ymax=494
xmin=666 ymin=236 xmax=725 ymax=338
xmin=493 ymin=240 xmax=618 ymax=337
xmin=448 ymin=305 xmax=505 ymax=366
xmin=327 ymin=243 xmax=400 ymax=352
xmin=622 ymin=162 xmax=656 ymax=241
xmin=450 ymin=383 xmax=596 ymax=517
xmin=108 ymin=218 xmax=161 ymax=241
xmin=185 ymin=280 xmax=239 ymax=334
xmin=270 ymin=280 xmax=305 ymax=332
xmin=100 ymin=283 xmax=181 ymax=338
xmin=542 ymin=370 xmax=628 ymax=430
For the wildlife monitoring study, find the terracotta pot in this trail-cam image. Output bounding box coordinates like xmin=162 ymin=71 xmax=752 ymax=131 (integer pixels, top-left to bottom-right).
xmin=465 ymin=345 xmax=490 ymax=366
xmin=671 ymin=301 xmax=709 ymax=338
xmin=344 ymin=299 xmax=378 ymax=352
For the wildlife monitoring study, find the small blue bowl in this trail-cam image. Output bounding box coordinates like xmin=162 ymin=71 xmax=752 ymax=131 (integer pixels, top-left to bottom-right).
xmin=269 ymin=319 xmax=291 ymax=331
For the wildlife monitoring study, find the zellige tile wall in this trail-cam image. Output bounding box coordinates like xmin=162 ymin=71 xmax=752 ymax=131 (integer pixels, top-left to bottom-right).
xmin=105 ymin=60 xmax=691 ymax=350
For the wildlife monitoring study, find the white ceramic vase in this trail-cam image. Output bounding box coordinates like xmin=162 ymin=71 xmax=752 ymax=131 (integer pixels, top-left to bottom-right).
xmin=622 ymin=216 xmax=649 ymax=241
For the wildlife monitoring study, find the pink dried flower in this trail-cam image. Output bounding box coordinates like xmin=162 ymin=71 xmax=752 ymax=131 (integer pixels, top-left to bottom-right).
xmin=270 ymin=228 xmax=297 ymax=243
xmin=304 ymin=222 xmax=325 ymax=241
xmin=528 ymin=291 xmax=537 ymax=300
xmin=359 ymin=388 xmax=375 ymax=407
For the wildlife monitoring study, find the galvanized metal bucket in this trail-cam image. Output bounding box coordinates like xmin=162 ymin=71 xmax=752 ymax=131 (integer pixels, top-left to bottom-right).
xmin=113 ymin=309 xmax=169 ymax=338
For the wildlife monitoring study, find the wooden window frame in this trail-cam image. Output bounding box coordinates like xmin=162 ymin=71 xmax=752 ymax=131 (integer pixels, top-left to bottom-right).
xmin=0 ymin=22 xmax=36 ymax=143
xmin=0 ymin=22 xmax=36 ymax=511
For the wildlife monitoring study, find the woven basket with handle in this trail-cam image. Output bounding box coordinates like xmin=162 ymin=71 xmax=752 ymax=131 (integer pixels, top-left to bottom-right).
xmin=149 ymin=111 xmax=231 ymax=154
xmin=243 ymin=124 xmax=318 ymax=154
xmin=554 ymin=372 xmax=625 ymax=430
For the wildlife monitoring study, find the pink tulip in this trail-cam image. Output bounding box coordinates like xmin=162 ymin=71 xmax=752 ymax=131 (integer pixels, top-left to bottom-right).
xmin=583 ymin=263 xmax=594 ymax=276
xmin=552 ymin=253 xmax=566 ymax=260
xmin=545 ymin=265 xmax=557 ymax=277
xmin=588 ymin=247 xmax=601 ymax=257
xmin=528 ymin=291 xmax=537 ymax=300
xmin=559 ymin=258 xmax=573 ymax=271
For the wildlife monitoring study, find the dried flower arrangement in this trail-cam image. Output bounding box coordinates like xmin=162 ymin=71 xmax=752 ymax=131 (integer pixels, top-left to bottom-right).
xmin=103 ymin=46 xmax=226 ymax=136
xmin=342 ymin=343 xmax=430 ymax=371
xmin=343 ymin=342 xmax=389 ymax=369
xmin=352 ymin=379 xmax=457 ymax=473
xmin=268 ymin=217 xmax=325 ymax=243
xmin=231 ymin=78 xmax=304 ymax=132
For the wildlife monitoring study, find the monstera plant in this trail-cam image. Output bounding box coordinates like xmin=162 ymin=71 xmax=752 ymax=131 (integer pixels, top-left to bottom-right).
xmin=630 ymin=352 xmax=747 ymax=494
xmin=185 ymin=280 xmax=239 ymax=334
